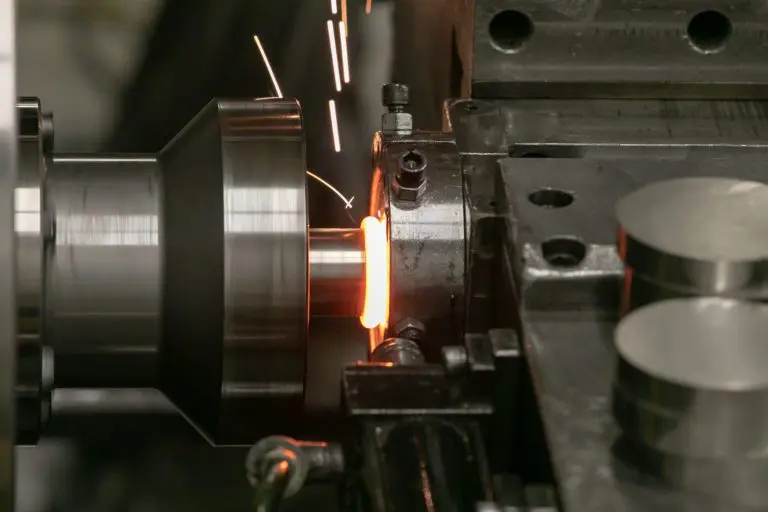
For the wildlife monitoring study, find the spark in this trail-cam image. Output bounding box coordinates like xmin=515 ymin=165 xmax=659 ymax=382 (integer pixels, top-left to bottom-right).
xmin=331 ymin=0 xmax=337 ymax=15
xmin=341 ymin=0 xmax=348 ymax=32
xmin=339 ymin=22 xmax=350 ymax=83
xmin=329 ymin=99 xmax=341 ymax=153
xmin=326 ymin=20 xmax=342 ymax=92
xmin=366 ymin=0 xmax=372 ymax=14
xmin=306 ymin=170 xmax=354 ymax=209
xmin=252 ymin=35 xmax=283 ymax=98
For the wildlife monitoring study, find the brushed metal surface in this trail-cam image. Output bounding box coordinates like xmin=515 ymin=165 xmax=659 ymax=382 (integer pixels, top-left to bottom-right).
xmin=160 ymin=99 xmax=308 ymax=443
xmin=47 ymin=155 xmax=160 ymax=388
xmin=0 ymin=0 xmax=15 ymax=507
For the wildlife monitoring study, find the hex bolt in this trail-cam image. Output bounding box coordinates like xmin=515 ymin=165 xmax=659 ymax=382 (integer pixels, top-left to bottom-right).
xmin=394 ymin=317 xmax=426 ymax=343
xmin=382 ymin=83 xmax=409 ymax=112
xmin=442 ymin=345 xmax=468 ymax=374
xmin=397 ymin=149 xmax=427 ymax=188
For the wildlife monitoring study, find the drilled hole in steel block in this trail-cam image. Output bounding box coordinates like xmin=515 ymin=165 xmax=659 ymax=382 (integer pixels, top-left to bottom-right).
xmin=528 ymin=189 xmax=574 ymax=209
xmin=489 ymin=10 xmax=534 ymax=53
xmin=687 ymin=10 xmax=732 ymax=54
xmin=541 ymin=237 xmax=587 ymax=268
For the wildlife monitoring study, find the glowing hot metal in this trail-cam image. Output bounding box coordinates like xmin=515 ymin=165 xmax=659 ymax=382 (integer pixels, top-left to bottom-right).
xmin=360 ymin=215 xmax=389 ymax=333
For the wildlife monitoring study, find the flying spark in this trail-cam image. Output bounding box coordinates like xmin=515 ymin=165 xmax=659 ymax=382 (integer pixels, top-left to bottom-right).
xmin=341 ymin=0 xmax=348 ymax=32
xmin=329 ymin=99 xmax=341 ymax=153
xmin=331 ymin=0 xmax=337 ymax=15
xmin=366 ymin=0 xmax=372 ymax=14
xmin=326 ymin=20 xmax=342 ymax=92
xmin=306 ymin=170 xmax=354 ymax=209
xmin=339 ymin=22 xmax=350 ymax=83
xmin=252 ymin=35 xmax=283 ymax=98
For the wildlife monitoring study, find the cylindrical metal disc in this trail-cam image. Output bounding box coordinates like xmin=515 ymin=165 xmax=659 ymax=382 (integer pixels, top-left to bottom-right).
xmin=617 ymin=178 xmax=768 ymax=292
xmin=161 ymin=98 xmax=308 ymax=443
xmin=616 ymin=298 xmax=768 ymax=391
xmin=616 ymin=434 xmax=768 ymax=510
xmin=613 ymin=383 xmax=768 ymax=457
xmin=614 ymin=298 xmax=768 ymax=459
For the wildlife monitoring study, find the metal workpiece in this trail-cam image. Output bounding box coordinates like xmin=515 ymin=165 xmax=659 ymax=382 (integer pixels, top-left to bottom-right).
xmin=470 ymin=0 xmax=768 ymax=98
xmin=370 ymin=338 xmax=424 ymax=365
xmin=309 ymin=228 xmax=364 ymax=317
xmin=373 ymin=137 xmax=465 ymax=356
xmin=615 ymin=435 xmax=768 ymax=510
xmin=46 ymin=155 xmax=161 ymax=388
xmin=618 ymin=178 xmax=768 ymax=296
xmin=613 ymin=298 xmax=768 ymax=458
xmin=160 ymin=98 xmax=308 ymax=443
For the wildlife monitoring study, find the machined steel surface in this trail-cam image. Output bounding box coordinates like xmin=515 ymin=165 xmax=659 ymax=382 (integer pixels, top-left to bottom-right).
xmin=521 ymin=316 xmax=758 ymax=512
xmin=498 ymin=157 xmax=768 ymax=313
xmin=309 ymin=228 xmax=364 ymax=317
xmin=614 ymin=298 xmax=768 ymax=458
xmin=470 ymin=0 xmax=768 ymax=98
xmin=0 ymin=1 xmax=15 ymax=507
xmin=160 ymin=98 xmax=308 ymax=443
xmin=617 ymin=178 xmax=768 ymax=296
xmin=17 ymin=98 xmax=47 ymax=352
xmin=447 ymin=98 xmax=768 ymax=157
xmin=373 ymin=133 xmax=465 ymax=356
xmin=16 ymin=99 xmax=50 ymax=444
xmin=47 ymin=155 xmax=161 ymax=388
xmin=499 ymin=158 xmax=768 ymax=510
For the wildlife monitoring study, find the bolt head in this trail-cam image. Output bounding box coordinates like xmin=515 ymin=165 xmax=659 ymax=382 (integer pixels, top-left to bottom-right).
xmin=397 ymin=149 xmax=427 ymax=187
xmin=382 ymin=83 xmax=409 ymax=107
xmin=394 ymin=318 xmax=426 ymax=341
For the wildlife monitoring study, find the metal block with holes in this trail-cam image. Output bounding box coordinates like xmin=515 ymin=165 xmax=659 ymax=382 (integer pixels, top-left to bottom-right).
xmin=466 ymin=0 xmax=768 ymax=98
xmin=497 ymin=157 xmax=768 ymax=314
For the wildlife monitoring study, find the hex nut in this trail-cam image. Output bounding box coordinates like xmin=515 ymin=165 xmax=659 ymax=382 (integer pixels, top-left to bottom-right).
xmin=382 ymin=112 xmax=413 ymax=134
xmin=391 ymin=178 xmax=427 ymax=201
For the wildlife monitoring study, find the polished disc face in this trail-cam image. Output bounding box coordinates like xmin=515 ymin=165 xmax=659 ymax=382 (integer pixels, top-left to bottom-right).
xmin=616 ymin=298 xmax=768 ymax=391
xmin=617 ymin=177 xmax=768 ymax=262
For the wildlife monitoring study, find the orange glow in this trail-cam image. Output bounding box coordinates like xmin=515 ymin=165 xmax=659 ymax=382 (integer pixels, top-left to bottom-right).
xmin=360 ymin=216 xmax=389 ymax=332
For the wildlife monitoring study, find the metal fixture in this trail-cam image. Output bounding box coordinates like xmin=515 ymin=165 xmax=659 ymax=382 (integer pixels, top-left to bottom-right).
xmin=381 ymin=83 xmax=412 ymax=135
xmin=441 ymin=345 xmax=468 ymax=374
xmin=246 ymin=436 xmax=344 ymax=510
xmin=392 ymin=149 xmax=428 ymax=200
xmin=370 ymin=338 xmax=424 ymax=365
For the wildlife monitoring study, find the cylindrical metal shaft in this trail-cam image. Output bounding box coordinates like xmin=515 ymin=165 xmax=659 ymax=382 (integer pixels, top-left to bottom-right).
xmin=45 ymin=157 xmax=365 ymax=390
xmin=47 ymin=155 xmax=161 ymax=388
xmin=309 ymin=228 xmax=364 ymax=317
